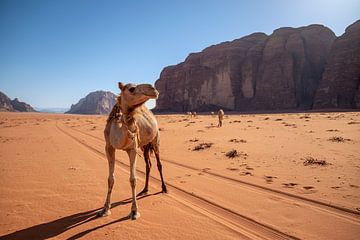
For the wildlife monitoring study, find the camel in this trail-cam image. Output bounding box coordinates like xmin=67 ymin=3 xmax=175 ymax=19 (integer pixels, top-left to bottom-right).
xmin=218 ymin=109 xmax=224 ymax=127
xmin=99 ymin=82 xmax=167 ymax=220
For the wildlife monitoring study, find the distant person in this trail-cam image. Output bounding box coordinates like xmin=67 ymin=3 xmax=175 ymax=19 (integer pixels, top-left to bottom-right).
xmin=218 ymin=109 xmax=224 ymax=127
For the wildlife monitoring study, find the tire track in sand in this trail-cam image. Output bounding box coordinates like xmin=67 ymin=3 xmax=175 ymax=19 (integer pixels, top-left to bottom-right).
xmin=66 ymin=124 xmax=360 ymax=221
xmin=56 ymin=122 xmax=298 ymax=240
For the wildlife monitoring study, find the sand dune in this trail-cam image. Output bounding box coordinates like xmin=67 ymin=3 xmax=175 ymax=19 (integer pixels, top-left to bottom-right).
xmin=0 ymin=111 xmax=359 ymax=239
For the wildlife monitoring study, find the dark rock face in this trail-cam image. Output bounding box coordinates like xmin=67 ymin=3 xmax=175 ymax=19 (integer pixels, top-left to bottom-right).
xmin=314 ymin=20 xmax=360 ymax=109
xmin=66 ymin=91 xmax=117 ymax=115
xmin=0 ymin=91 xmax=36 ymax=112
xmin=0 ymin=91 xmax=14 ymax=111
xmin=155 ymin=24 xmax=338 ymax=112
xmin=11 ymin=98 xmax=36 ymax=112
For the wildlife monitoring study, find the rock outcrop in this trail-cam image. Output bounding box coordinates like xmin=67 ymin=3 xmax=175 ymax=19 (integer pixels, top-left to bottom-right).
xmin=154 ymin=22 xmax=358 ymax=112
xmin=66 ymin=91 xmax=117 ymax=115
xmin=0 ymin=91 xmax=14 ymax=111
xmin=314 ymin=20 xmax=360 ymax=109
xmin=11 ymin=98 xmax=37 ymax=112
xmin=0 ymin=91 xmax=36 ymax=112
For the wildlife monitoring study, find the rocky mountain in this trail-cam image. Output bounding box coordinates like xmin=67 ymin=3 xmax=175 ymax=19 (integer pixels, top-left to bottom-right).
xmin=0 ymin=91 xmax=14 ymax=111
xmin=66 ymin=91 xmax=117 ymax=115
xmin=314 ymin=20 xmax=360 ymax=108
xmin=155 ymin=21 xmax=360 ymax=112
xmin=0 ymin=91 xmax=36 ymax=112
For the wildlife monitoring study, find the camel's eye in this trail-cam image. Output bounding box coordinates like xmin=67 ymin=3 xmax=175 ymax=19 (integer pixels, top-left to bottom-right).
xmin=128 ymin=87 xmax=135 ymax=93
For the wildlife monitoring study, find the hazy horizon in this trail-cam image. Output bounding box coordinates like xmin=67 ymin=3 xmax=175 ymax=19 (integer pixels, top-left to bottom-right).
xmin=1 ymin=0 xmax=359 ymax=109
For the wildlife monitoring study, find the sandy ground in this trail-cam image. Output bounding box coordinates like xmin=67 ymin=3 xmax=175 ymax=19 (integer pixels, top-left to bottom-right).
xmin=0 ymin=111 xmax=359 ymax=239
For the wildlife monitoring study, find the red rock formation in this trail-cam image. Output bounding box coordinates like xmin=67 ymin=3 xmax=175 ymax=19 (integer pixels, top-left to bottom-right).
xmin=66 ymin=91 xmax=117 ymax=115
xmin=155 ymin=24 xmax=337 ymax=112
xmin=314 ymin=20 xmax=360 ymax=109
xmin=0 ymin=91 xmax=36 ymax=112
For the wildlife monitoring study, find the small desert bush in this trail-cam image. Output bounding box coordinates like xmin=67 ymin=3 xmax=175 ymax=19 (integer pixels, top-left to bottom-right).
xmin=192 ymin=142 xmax=213 ymax=151
xmin=225 ymin=149 xmax=239 ymax=158
xmin=303 ymin=156 xmax=328 ymax=166
xmin=328 ymin=136 xmax=351 ymax=143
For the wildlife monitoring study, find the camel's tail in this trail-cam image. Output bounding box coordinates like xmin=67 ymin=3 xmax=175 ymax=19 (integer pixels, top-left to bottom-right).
xmin=142 ymin=142 xmax=156 ymax=157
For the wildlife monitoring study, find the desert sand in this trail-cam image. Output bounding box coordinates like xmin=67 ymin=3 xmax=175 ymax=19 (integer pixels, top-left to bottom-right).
xmin=0 ymin=111 xmax=359 ymax=239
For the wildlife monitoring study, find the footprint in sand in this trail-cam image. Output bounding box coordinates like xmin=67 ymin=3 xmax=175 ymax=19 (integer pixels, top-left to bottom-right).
xmin=239 ymin=171 xmax=253 ymax=176
xmin=227 ymin=167 xmax=239 ymax=171
xmin=282 ymin=183 xmax=298 ymax=188
xmin=301 ymin=186 xmax=317 ymax=193
xmin=264 ymin=176 xmax=277 ymax=184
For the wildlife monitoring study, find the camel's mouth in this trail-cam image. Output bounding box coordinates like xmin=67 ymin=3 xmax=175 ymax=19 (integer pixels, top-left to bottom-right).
xmin=143 ymin=89 xmax=159 ymax=99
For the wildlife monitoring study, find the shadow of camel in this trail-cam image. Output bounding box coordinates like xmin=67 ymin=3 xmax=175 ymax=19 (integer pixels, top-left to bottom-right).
xmin=0 ymin=192 xmax=161 ymax=240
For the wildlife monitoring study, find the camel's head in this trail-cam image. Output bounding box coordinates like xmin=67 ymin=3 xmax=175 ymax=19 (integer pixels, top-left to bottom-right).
xmin=118 ymin=82 xmax=159 ymax=110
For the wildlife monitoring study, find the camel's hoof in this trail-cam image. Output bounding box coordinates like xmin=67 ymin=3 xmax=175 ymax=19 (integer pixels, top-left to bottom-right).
xmin=129 ymin=210 xmax=140 ymax=220
xmin=98 ymin=208 xmax=111 ymax=217
xmin=137 ymin=189 xmax=148 ymax=196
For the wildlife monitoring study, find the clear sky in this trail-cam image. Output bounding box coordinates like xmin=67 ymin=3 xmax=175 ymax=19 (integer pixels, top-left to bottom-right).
xmin=0 ymin=0 xmax=359 ymax=109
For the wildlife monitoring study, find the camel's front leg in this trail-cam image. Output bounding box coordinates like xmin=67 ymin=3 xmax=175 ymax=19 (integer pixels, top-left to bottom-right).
xmin=98 ymin=144 xmax=115 ymax=217
xmin=127 ymin=149 xmax=140 ymax=220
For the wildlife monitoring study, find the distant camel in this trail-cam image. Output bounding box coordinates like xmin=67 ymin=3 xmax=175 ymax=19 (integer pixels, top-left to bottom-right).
xmin=99 ymin=82 xmax=167 ymax=220
xmin=218 ymin=109 xmax=224 ymax=127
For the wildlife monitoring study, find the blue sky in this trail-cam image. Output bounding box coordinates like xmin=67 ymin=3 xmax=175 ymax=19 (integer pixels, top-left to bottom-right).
xmin=0 ymin=0 xmax=359 ymax=109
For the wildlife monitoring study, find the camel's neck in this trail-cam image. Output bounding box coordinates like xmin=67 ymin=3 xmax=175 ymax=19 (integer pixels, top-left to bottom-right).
xmin=120 ymin=103 xmax=146 ymax=131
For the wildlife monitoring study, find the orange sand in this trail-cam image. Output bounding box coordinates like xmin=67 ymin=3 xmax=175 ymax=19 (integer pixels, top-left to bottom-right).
xmin=0 ymin=111 xmax=359 ymax=239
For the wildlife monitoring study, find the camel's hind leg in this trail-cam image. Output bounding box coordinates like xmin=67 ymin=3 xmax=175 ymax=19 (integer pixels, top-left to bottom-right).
xmin=138 ymin=144 xmax=151 ymax=196
xmin=98 ymin=144 xmax=115 ymax=217
xmin=152 ymin=144 xmax=167 ymax=193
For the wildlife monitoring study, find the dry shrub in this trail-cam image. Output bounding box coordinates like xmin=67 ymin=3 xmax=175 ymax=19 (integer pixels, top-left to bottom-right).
xmin=303 ymin=156 xmax=328 ymax=166
xmin=225 ymin=149 xmax=239 ymax=158
xmin=326 ymin=129 xmax=339 ymax=132
xmin=229 ymin=138 xmax=247 ymax=143
xmin=225 ymin=149 xmax=248 ymax=159
xmin=193 ymin=142 xmax=213 ymax=151
xmin=328 ymin=136 xmax=351 ymax=143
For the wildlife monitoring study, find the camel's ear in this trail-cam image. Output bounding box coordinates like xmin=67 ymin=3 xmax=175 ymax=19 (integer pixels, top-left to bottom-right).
xmin=118 ymin=82 xmax=125 ymax=91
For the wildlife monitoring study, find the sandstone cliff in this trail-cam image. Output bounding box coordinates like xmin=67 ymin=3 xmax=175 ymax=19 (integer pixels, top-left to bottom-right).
xmin=0 ymin=91 xmax=36 ymax=112
xmin=314 ymin=20 xmax=360 ymax=109
xmin=66 ymin=91 xmax=117 ymax=115
xmin=154 ymin=23 xmax=356 ymax=112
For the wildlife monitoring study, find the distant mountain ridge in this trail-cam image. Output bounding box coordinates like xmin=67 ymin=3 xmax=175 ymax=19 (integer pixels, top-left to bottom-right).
xmin=66 ymin=90 xmax=117 ymax=115
xmin=0 ymin=91 xmax=36 ymax=112
xmin=35 ymin=107 xmax=70 ymax=113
